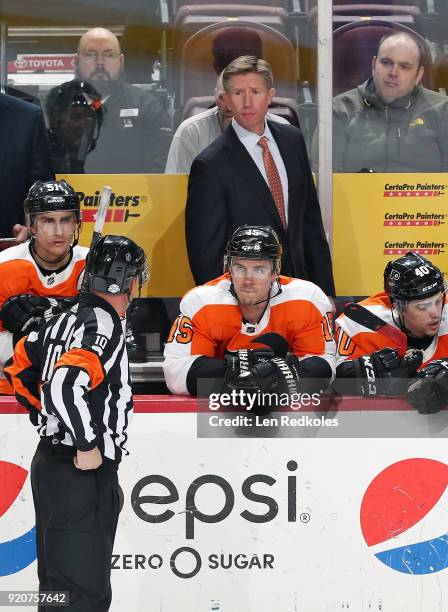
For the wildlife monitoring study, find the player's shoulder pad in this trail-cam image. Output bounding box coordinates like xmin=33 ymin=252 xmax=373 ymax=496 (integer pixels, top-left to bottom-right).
xmin=0 ymin=242 xmax=32 ymax=265
xmin=274 ymin=277 xmax=332 ymax=315
xmin=180 ymin=277 xmax=235 ymax=319
xmin=335 ymin=297 xmax=394 ymax=334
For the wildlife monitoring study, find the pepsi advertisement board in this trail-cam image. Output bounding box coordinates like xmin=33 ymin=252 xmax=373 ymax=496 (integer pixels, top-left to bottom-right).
xmin=1 ymin=399 xmax=448 ymax=611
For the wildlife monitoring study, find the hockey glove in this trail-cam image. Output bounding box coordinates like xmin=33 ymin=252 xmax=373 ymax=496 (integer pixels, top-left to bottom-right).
xmin=0 ymin=295 xmax=77 ymax=334
xmin=407 ymin=359 xmax=448 ymax=414
xmin=228 ymin=354 xmax=301 ymax=413
xmin=338 ymin=348 xmax=422 ymax=397
xmin=224 ymin=348 xmax=274 ymax=384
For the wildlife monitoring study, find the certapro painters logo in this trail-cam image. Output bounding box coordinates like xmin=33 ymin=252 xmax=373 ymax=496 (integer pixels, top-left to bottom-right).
xmin=0 ymin=461 xmax=36 ymax=576
xmin=383 ymin=241 xmax=446 ymax=255
xmin=384 ymin=212 xmax=446 ymax=227
xmin=113 ymin=460 xmax=309 ymax=578
xmin=77 ymin=190 xmax=146 ymax=223
xmin=361 ymin=458 xmax=448 ymax=574
xmin=383 ymin=182 xmax=446 ymax=198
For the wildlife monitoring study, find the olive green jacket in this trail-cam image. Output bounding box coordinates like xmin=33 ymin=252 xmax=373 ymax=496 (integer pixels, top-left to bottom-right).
xmin=333 ymin=77 xmax=448 ymax=172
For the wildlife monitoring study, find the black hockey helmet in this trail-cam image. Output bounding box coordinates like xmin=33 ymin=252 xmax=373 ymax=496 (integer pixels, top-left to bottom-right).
xmin=46 ymin=79 xmax=103 ymax=125
xmin=46 ymin=79 xmax=103 ymax=154
xmin=224 ymin=225 xmax=282 ymax=274
xmin=24 ymin=179 xmax=81 ymax=225
xmin=384 ymin=251 xmax=445 ymax=304
xmin=85 ymin=235 xmax=148 ymax=295
xmin=25 ymin=180 xmax=82 ymax=249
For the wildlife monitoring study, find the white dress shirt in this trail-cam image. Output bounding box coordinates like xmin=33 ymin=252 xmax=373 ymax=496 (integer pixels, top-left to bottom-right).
xmin=232 ymin=118 xmax=289 ymax=223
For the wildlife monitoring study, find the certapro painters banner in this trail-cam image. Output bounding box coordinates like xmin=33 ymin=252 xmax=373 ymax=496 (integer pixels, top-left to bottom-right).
xmin=333 ymin=173 xmax=448 ymax=296
xmin=57 ymin=174 xmax=193 ymax=297
xmin=1 ymin=400 xmax=448 ymax=611
xmin=64 ymin=173 xmax=448 ymax=298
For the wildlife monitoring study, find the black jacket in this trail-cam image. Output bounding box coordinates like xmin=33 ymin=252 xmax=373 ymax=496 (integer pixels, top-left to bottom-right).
xmin=185 ymin=121 xmax=335 ymax=296
xmin=0 ymin=94 xmax=53 ymax=236
xmin=84 ymin=81 xmax=172 ymax=173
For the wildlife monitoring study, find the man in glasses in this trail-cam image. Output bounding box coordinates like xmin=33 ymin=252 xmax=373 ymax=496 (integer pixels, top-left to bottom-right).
xmin=49 ymin=27 xmax=172 ymax=173
xmin=164 ymin=225 xmax=335 ymax=401
xmin=335 ymin=252 xmax=448 ymax=413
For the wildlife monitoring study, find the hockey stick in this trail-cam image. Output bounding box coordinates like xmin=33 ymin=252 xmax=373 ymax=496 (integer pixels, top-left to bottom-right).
xmin=80 ymin=185 xmax=112 ymax=292
xmin=343 ymin=302 xmax=407 ymax=357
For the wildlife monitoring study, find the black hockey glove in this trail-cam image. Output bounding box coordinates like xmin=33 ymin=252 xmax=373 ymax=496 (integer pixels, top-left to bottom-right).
xmin=337 ymin=348 xmax=422 ymax=397
xmin=407 ymin=359 xmax=448 ymax=414
xmin=224 ymin=348 xmax=274 ymax=384
xmin=0 ymin=295 xmax=77 ymax=334
xmin=228 ymin=354 xmax=301 ymax=412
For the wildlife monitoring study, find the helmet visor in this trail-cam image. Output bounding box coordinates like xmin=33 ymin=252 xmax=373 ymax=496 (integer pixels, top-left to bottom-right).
xmin=32 ymin=210 xmax=78 ymax=237
xmin=397 ymin=292 xmax=444 ymax=337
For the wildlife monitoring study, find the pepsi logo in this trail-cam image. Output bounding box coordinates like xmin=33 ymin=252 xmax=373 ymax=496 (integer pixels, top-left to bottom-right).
xmin=360 ymin=458 xmax=448 ymax=575
xmin=0 ymin=461 xmax=36 ymax=576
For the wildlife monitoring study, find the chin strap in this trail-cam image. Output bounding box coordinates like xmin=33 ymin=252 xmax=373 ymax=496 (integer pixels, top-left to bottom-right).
xmin=30 ymin=239 xmax=73 ymax=267
xmin=229 ymin=277 xmax=282 ymax=306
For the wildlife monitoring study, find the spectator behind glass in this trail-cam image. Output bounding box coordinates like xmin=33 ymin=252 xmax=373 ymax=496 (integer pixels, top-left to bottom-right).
xmin=47 ymin=27 xmax=172 ymax=174
xmin=332 ymin=31 xmax=448 ymax=172
xmin=46 ymin=80 xmax=103 ymax=174
xmin=0 ymin=93 xmax=53 ymax=241
xmin=166 ymin=72 xmax=289 ymax=174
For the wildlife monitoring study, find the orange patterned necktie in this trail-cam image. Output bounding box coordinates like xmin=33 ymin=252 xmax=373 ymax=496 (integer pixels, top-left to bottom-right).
xmin=258 ymin=136 xmax=287 ymax=229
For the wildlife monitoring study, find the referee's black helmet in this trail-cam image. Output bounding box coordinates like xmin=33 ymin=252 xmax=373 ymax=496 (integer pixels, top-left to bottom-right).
xmin=85 ymin=235 xmax=148 ymax=294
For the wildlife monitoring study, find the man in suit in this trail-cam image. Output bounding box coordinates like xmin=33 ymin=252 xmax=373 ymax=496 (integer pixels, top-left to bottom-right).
xmin=185 ymin=56 xmax=335 ymax=298
xmin=0 ymin=93 xmax=53 ymax=239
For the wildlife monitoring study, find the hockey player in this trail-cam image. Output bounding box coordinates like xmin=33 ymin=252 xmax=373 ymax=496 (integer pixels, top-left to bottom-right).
xmin=335 ymin=251 xmax=448 ymax=413
xmin=5 ymin=235 xmax=148 ymax=612
xmin=0 ymin=179 xmax=87 ymax=393
xmin=163 ymin=225 xmax=335 ymax=400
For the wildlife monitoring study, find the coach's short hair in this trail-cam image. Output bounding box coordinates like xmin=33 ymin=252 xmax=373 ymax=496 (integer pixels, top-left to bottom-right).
xmin=222 ymin=55 xmax=274 ymax=92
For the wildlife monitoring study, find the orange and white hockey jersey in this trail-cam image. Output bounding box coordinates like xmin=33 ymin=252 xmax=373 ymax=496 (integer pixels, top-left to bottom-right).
xmin=163 ymin=273 xmax=335 ymax=395
xmin=0 ymin=242 xmax=88 ymax=393
xmin=335 ymin=292 xmax=448 ymax=368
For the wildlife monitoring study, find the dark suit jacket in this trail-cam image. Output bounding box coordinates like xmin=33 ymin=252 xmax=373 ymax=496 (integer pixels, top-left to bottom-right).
xmin=0 ymin=93 xmax=53 ymax=237
xmin=185 ymin=121 xmax=335 ymax=296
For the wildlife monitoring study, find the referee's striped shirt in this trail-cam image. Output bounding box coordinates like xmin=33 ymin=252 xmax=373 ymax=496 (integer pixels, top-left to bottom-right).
xmin=5 ymin=293 xmax=133 ymax=464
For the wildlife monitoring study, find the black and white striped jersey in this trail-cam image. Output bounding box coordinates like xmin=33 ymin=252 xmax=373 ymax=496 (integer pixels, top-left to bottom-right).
xmin=6 ymin=293 xmax=133 ymax=464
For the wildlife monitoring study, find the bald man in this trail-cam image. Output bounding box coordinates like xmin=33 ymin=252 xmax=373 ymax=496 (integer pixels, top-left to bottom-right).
xmin=49 ymin=27 xmax=172 ymax=173
xmin=333 ymin=31 xmax=448 ymax=172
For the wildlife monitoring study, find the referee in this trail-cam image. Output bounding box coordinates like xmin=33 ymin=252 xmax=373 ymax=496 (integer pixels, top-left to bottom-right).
xmin=5 ymin=235 xmax=147 ymax=612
